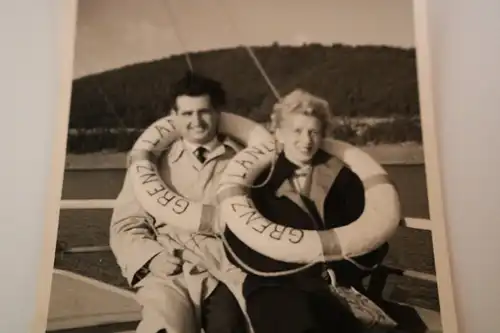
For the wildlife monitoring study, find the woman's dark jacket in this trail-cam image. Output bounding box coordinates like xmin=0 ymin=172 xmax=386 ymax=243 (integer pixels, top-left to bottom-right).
xmin=223 ymin=149 xmax=389 ymax=296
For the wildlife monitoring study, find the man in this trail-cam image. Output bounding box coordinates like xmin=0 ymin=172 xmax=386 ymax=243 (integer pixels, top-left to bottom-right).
xmin=110 ymin=72 xmax=247 ymax=333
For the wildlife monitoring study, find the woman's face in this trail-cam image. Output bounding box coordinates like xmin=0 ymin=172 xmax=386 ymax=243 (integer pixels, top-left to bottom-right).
xmin=276 ymin=113 xmax=323 ymax=166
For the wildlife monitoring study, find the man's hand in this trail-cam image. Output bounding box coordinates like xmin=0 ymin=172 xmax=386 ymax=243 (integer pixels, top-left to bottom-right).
xmin=148 ymin=251 xmax=183 ymax=277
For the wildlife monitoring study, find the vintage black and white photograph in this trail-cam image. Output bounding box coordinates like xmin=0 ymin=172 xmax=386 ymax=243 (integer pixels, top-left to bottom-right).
xmin=45 ymin=0 xmax=443 ymax=332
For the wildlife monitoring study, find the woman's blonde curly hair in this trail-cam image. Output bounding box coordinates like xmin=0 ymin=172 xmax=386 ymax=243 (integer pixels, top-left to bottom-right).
xmin=269 ymin=88 xmax=334 ymax=137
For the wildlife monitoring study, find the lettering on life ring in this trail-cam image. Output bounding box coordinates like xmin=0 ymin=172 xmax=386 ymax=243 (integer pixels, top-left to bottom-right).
xmin=217 ymin=138 xmax=401 ymax=263
xmin=128 ymin=112 xmax=274 ymax=233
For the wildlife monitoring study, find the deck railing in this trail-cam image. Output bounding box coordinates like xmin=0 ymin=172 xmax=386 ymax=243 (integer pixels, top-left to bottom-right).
xmin=57 ymin=200 xmax=437 ymax=287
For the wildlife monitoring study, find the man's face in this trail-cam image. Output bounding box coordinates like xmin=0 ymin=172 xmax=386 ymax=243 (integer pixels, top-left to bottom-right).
xmin=276 ymin=113 xmax=323 ymax=165
xmin=173 ymin=94 xmax=219 ymax=144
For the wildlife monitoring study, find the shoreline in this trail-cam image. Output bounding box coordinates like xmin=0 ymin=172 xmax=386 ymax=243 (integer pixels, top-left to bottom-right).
xmin=64 ymin=142 xmax=425 ymax=170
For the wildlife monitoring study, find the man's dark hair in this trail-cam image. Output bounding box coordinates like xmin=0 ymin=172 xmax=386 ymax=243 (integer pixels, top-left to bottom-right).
xmin=169 ymin=71 xmax=226 ymax=110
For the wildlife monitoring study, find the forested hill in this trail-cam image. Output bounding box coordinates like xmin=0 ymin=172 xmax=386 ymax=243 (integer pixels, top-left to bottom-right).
xmin=69 ymin=43 xmax=420 ymax=130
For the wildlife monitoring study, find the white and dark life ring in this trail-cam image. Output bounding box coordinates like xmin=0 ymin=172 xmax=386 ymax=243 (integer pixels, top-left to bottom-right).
xmin=127 ymin=112 xmax=274 ymax=233
xmin=216 ymin=138 xmax=401 ymax=264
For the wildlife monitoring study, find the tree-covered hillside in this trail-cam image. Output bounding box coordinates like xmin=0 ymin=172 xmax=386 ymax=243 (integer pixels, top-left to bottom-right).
xmin=67 ymin=43 xmax=422 ymax=153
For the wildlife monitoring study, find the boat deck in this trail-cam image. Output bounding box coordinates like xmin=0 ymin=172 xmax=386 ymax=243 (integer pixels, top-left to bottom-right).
xmin=46 ymin=269 xmax=442 ymax=333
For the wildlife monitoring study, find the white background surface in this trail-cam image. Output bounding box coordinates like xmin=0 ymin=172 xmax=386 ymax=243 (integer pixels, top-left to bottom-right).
xmin=0 ymin=0 xmax=499 ymax=332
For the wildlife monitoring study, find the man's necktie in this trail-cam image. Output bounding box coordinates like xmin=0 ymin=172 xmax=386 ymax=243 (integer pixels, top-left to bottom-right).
xmin=194 ymin=146 xmax=208 ymax=163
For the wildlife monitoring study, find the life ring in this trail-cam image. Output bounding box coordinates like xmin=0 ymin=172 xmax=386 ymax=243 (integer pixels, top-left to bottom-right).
xmin=216 ymin=138 xmax=401 ymax=263
xmin=127 ymin=112 xmax=273 ymax=233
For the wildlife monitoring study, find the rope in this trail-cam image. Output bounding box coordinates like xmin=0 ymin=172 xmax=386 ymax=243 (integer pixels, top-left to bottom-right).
xmin=206 ymin=0 xmax=285 ymax=188
xmin=218 ymin=231 xmax=320 ymax=277
xmin=164 ymin=0 xmax=193 ymax=71
xmin=245 ymin=48 xmax=281 ymax=100
xmin=96 ymin=85 xmax=129 ymax=131
xmin=238 ymin=138 xmax=278 ymax=189
xmin=214 ymin=0 xmax=281 ymax=101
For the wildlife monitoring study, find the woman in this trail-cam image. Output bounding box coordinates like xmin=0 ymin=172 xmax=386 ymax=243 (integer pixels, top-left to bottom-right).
xmin=223 ymin=89 xmax=389 ymax=333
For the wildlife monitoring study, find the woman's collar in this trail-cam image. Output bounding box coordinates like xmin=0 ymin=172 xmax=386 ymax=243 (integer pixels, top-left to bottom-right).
xmin=276 ymin=149 xmax=330 ymax=172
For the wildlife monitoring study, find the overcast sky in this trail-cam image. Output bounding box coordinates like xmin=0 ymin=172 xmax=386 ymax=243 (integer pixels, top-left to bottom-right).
xmin=73 ymin=0 xmax=415 ymax=78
